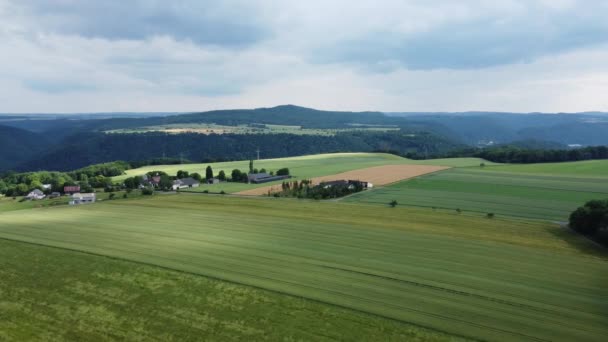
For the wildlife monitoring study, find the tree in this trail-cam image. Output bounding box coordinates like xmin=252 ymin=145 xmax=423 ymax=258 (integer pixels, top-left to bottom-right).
xmin=158 ymin=175 xmax=173 ymax=191
xmin=277 ymin=168 xmax=290 ymax=176
xmin=569 ymin=199 xmax=608 ymax=235
xmin=249 ymin=160 xmax=254 ymax=174
xmin=218 ymin=170 xmax=226 ymax=181
xmin=389 ymin=200 xmax=398 ymax=208
xmin=191 ymin=172 xmax=202 ymax=181
xmin=480 ymin=162 xmax=485 ymax=168
xmin=177 ymin=170 xmax=189 ymax=179
xmin=231 ymin=169 xmax=242 ymax=181
xmin=206 ymin=165 xmax=213 ymax=180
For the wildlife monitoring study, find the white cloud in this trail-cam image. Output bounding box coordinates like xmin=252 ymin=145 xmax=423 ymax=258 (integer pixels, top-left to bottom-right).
xmin=0 ymin=0 xmax=607 ymax=113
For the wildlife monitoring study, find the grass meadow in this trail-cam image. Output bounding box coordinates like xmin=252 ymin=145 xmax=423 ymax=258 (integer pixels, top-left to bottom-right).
xmin=483 ymin=159 xmax=608 ymax=177
xmin=345 ymin=167 xmax=608 ymax=221
xmin=0 ymin=238 xmax=454 ymax=341
xmin=0 ymin=194 xmax=606 ymax=341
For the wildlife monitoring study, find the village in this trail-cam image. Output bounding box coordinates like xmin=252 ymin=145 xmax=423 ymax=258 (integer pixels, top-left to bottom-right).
xmin=12 ymin=159 xmax=375 ymax=208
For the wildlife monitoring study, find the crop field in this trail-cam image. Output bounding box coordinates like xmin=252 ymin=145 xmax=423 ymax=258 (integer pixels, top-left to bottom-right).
xmin=235 ymin=164 xmax=448 ymax=195
xmin=345 ymin=168 xmax=608 ymax=221
xmin=0 ymin=239 xmax=453 ymax=341
xmin=483 ymin=159 xmax=608 ymax=177
xmin=0 ymin=194 xmax=606 ymax=341
xmin=113 ymin=153 xmax=494 ymax=194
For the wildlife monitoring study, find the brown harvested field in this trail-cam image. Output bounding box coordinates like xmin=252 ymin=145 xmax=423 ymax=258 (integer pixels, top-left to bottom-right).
xmin=235 ymin=164 xmax=449 ymax=196
xmin=164 ymin=128 xmax=232 ymax=135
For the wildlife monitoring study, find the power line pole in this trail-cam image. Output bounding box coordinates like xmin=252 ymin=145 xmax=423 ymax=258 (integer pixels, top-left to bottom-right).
xmin=256 ymin=148 xmax=260 ymax=160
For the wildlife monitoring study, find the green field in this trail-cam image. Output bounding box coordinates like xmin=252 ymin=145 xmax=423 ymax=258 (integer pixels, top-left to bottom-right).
xmin=0 ymin=194 xmax=606 ymax=341
xmin=483 ymin=159 xmax=608 ymax=177
xmin=0 ymin=239 xmax=453 ymax=341
xmin=345 ymin=168 xmax=608 ymax=221
xmin=113 ymin=153 xmax=495 ymax=193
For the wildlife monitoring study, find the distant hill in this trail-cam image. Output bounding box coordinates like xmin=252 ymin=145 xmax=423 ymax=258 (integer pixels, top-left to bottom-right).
xmin=0 ymin=125 xmax=51 ymax=170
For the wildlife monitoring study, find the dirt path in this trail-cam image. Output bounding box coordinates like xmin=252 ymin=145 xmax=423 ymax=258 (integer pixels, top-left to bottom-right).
xmin=235 ymin=164 xmax=449 ymax=196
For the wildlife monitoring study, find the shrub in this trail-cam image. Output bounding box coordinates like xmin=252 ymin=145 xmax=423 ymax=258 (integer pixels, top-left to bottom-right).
xmin=389 ymin=200 xmax=398 ymax=208
xmin=486 ymin=213 xmax=495 ymax=219
xmin=141 ymin=188 xmax=154 ymax=196
xmin=220 ymin=190 xmax=226 ymax=195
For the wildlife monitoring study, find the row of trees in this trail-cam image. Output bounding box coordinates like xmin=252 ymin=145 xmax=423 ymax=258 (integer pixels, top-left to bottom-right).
xmin=271 ymin=180 xmax=363 ymax=200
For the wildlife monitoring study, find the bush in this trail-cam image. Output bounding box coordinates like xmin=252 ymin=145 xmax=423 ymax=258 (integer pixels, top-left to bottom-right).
xmin=486 ymin=213 xmax=495 ymax=219
xmin=123 ymin=193 xmax=128 ymax=199
xmin=276 ymin=168 xmax=290 ymax=176
xmin=109 ymin=193 xmax=116 ymax=200
xmin=141 ymin=188 xmax=154 ymax=196
xmin=220 ymin=190 xmax=226 ymax=195
xmin=203 ymin=190 xmax=209 ymax=194
xmin=389 ymin=200 xmax=398 ymax=208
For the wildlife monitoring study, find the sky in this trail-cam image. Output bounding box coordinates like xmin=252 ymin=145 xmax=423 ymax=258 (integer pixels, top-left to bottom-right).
xmin=1 ymin=0 xmax=608 ymax=113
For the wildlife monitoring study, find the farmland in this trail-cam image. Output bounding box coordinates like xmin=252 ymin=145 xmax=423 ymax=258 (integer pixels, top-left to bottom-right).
xmin=0 ymin=194 xmax=606 ymax=341
xmin=105 ymin=123 xmax=399 ymax=136
xmin=346 ymin=167 xmax=608 ymax=221
xmin=0 ymin=238 xmax=452 ymax=341
xmin=483 ymin=159 xmax=608 ymax=177
xmin=113 ymin=153 xmax=490 ymax=194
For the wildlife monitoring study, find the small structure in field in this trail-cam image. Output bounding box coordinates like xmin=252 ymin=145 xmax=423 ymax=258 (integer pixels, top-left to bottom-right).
xmin=248 ymin=173 xmax=290 ymax=184
xmin=172 ymin=177 xmax=200 ymax=190
xmin=64 ymin=185 xmax=81 ymax=195
xmin=26 ymin=189 xmax=46 ymax=200
xmin=320 ymin=180 xmax=373 ymax=190
xmin=49 ymin=192 xmax=61 ymax=199
xmin=207 ymin=178 xmax=220 ymax=184
xmin=70 ymin=193 xmax=96 ymax=205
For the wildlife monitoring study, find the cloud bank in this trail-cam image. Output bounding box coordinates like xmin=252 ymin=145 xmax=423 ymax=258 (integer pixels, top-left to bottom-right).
xmin=1 ymin=0 xmax=607 ymax=112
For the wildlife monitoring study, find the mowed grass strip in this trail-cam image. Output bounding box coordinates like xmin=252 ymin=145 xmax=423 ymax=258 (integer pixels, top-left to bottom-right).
xmin=0 ymin=195 xmax=606 ymax=341
xmin=346 ymin=168 xmax=608 ymax=221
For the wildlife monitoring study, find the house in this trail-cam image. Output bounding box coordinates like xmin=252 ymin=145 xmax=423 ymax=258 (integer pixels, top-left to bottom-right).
xmin=207 ymin=178 xmax=220 ymax=184
xmin=70 ymin=193 xmax=96 ymax=205
xmin=49 ymin=192 xmax=61 ymax=199
xmin=247 ymin=173 xmax=290 ymax=184
xmin=26 ymin=189 xmax=46 ymax=200
xmin=172 ymin=177 xmax=200 ymax=190
xmin=64 ymin=185 xmax=81 ymax=194
xmin=142 ymin=174 xmax=162 ymax=187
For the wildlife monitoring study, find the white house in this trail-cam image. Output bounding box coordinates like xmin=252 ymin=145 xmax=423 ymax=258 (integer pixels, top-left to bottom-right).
xmin=70 ymin=193 xmax=96 ymax=205
xmin=172 ymin=177 xmax=200 ymax=190
xmin=26 ymin=189 xmax=46 ymax=200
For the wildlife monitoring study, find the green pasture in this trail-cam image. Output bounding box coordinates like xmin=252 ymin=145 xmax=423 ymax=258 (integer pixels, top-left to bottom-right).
xmin=346 ymin=168 xmax=608 ymax=221
xmin=0 ymin=194 xmax=606 ymax=341
xmin=0 ymin=239 xmax=453 ymax=341
xmin=482 ymin=159 xmax=608 ymax=177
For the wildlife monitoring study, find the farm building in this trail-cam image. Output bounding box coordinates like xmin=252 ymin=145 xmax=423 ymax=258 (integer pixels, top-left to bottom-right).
xmin=321 ymin=180 xmax=373 ymax=190
xmin=172 ymin=177 xmax=200 ymax=190
xmin=64 ymin=185 xmax=81 ymax=194
xmin=26 ymin=189 xmax=46 ymax=200
xmin=49 ymin=192 xmax=61 ymax=198
xmin=207 ymin=178 xmax=220 ymax=184
xmin=70 ymin=193 xmax=96 ymax=205
xmin=248 ymin=173 xmax=290 ymax=184
xmin=142 ymin=174 xmax=162 ymax=187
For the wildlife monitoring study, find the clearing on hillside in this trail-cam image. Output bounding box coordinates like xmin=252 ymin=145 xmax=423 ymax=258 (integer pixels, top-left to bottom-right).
xmin=235 ymin=164 xmax=448 ymax=195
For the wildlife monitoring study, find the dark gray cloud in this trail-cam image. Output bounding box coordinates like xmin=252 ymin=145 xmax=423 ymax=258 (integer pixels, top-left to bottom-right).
xmin=15 ymin=0 xmax=270 ymax=46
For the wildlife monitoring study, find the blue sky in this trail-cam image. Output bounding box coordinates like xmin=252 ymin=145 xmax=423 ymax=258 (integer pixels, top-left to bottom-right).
xmin=1 ymin=0 xmax=607 ymax=113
